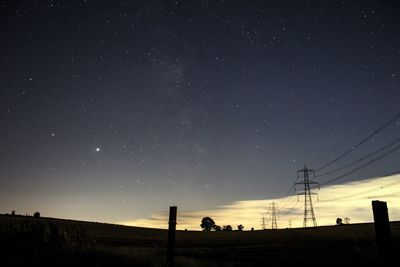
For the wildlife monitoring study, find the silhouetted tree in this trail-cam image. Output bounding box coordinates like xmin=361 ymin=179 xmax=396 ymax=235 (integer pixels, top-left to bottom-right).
xmin=34 ymin=212 xmax=40 ymax=218
xmin=251 ymin=227 xmax=254 ymax=231
xmin=223 ymin=225 xmax=232 ymax=231
xmin=336 ymin=218 xmax=343 ymax=225
xmin=214 ymin=225 xmax=222 ymax=231
xmin=200 ymin=217 xmax=215 ymax=231
xmin=237 ymin=224 xmax=244 ymax=231
xmin=344 ymin=217 xmax=351 ymax=224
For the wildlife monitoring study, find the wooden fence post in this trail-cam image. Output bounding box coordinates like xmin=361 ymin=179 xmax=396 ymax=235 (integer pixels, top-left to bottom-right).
xmin=167 ymin=206 xmax=177 ymax=267
xmin=371 ymin=200 xmax=391 ymax=260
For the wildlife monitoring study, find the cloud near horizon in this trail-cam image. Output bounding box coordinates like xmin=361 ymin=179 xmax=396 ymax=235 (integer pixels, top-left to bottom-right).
xmin=121 ymin=174 xmax=400 ymax=230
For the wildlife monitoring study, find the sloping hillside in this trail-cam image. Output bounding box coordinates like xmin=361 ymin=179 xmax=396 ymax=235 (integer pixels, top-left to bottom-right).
xmin=1 ymin=215 xmax=399 ymax=266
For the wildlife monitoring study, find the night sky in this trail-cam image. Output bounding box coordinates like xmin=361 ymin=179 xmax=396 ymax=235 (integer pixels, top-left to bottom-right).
xmin=1 ymin=1 xmax=400 ymax=224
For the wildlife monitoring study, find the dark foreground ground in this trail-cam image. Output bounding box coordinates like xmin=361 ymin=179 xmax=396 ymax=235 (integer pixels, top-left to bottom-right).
xmin=1 ymin=215 xmax=399 ymax=266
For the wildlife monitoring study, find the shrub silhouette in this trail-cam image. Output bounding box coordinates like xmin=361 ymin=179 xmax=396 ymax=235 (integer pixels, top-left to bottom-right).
xmin=223 ymin=225 xmax=232 ymax=231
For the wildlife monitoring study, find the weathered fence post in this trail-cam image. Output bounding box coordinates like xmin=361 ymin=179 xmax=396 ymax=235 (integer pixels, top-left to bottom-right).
xmin=167 ymin=206 xmax=177 ymax=267
xmin=371 ymin=200 xmax=391 ymax=260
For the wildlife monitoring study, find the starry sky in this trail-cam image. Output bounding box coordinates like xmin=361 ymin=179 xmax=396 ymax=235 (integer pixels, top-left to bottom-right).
xmin=1 ymin=0 xmax=400 ymax=225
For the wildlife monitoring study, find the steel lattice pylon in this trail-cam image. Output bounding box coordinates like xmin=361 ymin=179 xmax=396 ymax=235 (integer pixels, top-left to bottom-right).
xmin=296 ymin=165 xmax=319 ymax=227
xmin=260 ymin=214 xmax=267 ymax=230
xmin=267 ymin=202 xmax=279 ymax=229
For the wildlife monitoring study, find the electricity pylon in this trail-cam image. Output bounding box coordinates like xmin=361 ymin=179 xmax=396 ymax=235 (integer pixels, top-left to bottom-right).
xmin=295 ymin=165 xmax=319 ymax=227
xmin=267 ymin=202 xmax=279 ymax=229
xmin=260 ymin=214 xmax=267 ymax=230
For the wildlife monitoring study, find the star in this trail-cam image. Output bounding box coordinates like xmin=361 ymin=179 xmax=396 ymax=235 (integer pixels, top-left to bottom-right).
xmin=95 ymin=147 xmax=101 ymax=152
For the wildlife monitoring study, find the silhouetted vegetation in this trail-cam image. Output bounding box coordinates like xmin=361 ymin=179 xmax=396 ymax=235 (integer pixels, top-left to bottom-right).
xmin=336 ymin=217 xmax=351 ymax=225
xmin=200 ymin=217 xmax=215 ymax=231
xmin=237 ymin=224 xmax=244 ymax=231
xmin=214 ymin=225 xmax=222 ymax=231
xmin=222 ymin=225 xmax=232 ymax=231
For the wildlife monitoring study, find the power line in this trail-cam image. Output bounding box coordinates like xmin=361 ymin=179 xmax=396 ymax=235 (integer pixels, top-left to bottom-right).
xmin=273 ymin=177 xmax=301 ymax=218
xmin=284 ymin=176 xmax=300 ymax=197
xmin=320 ymin=179 xmax=400 ymax=202
xmin=279 ymin=163 xmax=400 ymax=227
xmin=366 ymin=192 xmax=400 ymax=199
xmin=315 ymin=109 xmax=400 ymax=172
xmin=279 ymin=195 xmax=297 ymax=212
xmin=313 ymin=96 xmax=400 ymax=164
xmin=319 ymin=142 xmax=400 ymax=186
xmin=317 ymin=137 xmax=400 ymax=178
xmin=279 ymin=170 xmax=316 ymax=220
xmin=280 ymin=198 xmax=301 ymax=219
xmin=277 ymin=175 xmax=302 ymax=212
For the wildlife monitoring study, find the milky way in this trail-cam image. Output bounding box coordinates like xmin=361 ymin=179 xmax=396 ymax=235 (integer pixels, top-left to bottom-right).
xmin=0 ymin=1 xmax=399 ymax=224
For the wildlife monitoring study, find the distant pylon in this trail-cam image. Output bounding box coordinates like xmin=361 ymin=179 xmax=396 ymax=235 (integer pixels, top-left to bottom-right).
xmin=296 ymin=165 xmax=319 ymax=227
xmin=260 ymin=214 xmax=267 ymax=230
xmin=267 ymin=202 xmax=279 ymax=229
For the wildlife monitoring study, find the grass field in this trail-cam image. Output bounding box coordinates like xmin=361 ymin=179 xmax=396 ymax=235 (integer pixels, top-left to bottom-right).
xmin=1 ymin=214 xmax=399 ymax=266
